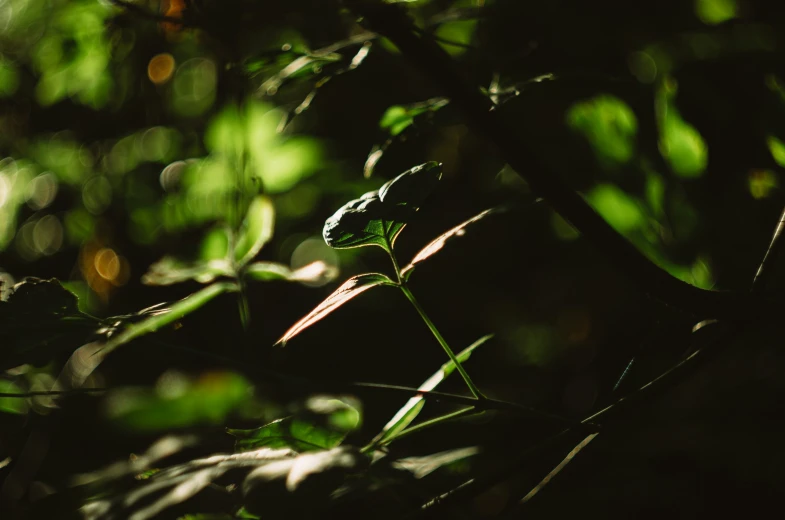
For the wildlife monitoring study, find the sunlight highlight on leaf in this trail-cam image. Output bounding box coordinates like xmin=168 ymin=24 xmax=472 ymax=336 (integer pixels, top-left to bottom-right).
xmin=402 ymin=208 xmax=500 ymax=280
xmin=695 ymin=0 xmax=737 ymax=25
xmin=657 ymin=79 xmax=708 ymax=178
xmin=276 ymin=273 xmax=396 ymax=346
xmin=766 ymin=135 xmax=785 ymax=168
xmin=587 ymin=184 xmax=646 ymax=234
xmin=234 ymin=195 xmax=275 ymax=265
xmin=567 ymin=95 xmax=638 ymax=167
xmin=244 ymin=261 xmax=337 ymax=285
xmin=323 ymin=162 xmax=442 ymax=251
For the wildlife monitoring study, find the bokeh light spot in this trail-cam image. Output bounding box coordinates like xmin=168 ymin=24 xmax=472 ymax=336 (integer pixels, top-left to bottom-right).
xmin=25 ymin=172 xmax=58 ymax=210
xmin=32 ymin=215 xmax=63 ymax=256
xmin=94 ymin=247 xmax=120 ymax=281
xmin=147 ymin=53 xmax=175 ymax=85
xmin=290 ymin=237 xmax=339 ymax=287
xmin=82 ymin=175 xmax=112 ymax=214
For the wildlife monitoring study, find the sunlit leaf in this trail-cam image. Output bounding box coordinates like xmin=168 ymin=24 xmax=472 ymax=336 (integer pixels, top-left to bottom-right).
xmin=244 ymin=261 xmax=337 ymax=285
xmin=695 ymin=0 xmax=737 ymax=25
xmin=81 ymin=447 xmax=299 ymax=520
xmin=587 ymin=184 xmax=646 ymax=235
xmin=766 ymin=135 xmax=785 ymax=168
xmin=230 ymin=396 xmax=360 ymax=452
xmin=323 ymin=162 xmax=442 ymax=251
xmin=142 ymin=257 xmax=233 ymax=286
xmin=366 ymin=99 xmax=452 ymax=178
xmin=379 ymin=98 xmax=450 ymax=137
xmin=0 ymin=380 xmax=29 ymax=415
xmin=748 ymin=170 xmax=778 ymax=199
xmin=567 ymin=95 xmax=638 ymax=167
xmin=276 ymin=273 xmax=396 ymax=345
xmin=234 ymin=195 xmax=275 ymax=265
xmin=372 ymin=335 xmax=492 ymax=446
xmin=230 ymin=418 xmax=346 ymax=453
xmin=657 ymin=79 xmax=708 ymax=178
xmin=391 ymin=446 xmax=480 ymax=479
xmin=97 ymin=282 xmax=238 ymax=357
xmin=401 ymin=208 xmax=500 ymax=280
xmin=434 ymin=19 xmax=477 ymax=56
xmin=108 ymin=372 xmax=252 ymax=431
xmin=242 ymin=446 xmax=368 ymax=516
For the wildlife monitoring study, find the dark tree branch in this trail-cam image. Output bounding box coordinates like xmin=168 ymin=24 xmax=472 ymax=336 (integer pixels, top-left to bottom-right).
xmin=346 ymin=1 xmax=765 ymax=319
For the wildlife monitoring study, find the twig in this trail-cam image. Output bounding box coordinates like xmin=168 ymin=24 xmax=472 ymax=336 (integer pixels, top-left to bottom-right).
xmin=413 ymin=317 xmax=739 ymax=518
xmin=518 ymin=433 xmax=599 ymax=504
xmin=0 ymin=388 xmax=106 ymax=398
xmin=752 ymin=206 xmax=785 ymax=292
xmin=346 ymin=1 xmax=764 ymax=320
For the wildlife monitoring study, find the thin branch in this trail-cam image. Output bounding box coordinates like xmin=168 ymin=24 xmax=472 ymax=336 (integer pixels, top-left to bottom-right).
xmin=0 ymin=388 xmax=106 ymax=398
xmin=414 ymin=318 xmax=740 ymax=518
xmin=346 ymin=1 xmax=764 ymax=319
xmin=351 ymin=382 xmax=585 ymax=428
xmin=518 ymin=432 xmax=599 ymax=504
xmin=752 ymin=206 xmax=785 ymax=292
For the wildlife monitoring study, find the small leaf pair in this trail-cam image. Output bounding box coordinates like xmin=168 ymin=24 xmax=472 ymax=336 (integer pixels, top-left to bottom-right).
xmin=278 ymin=159 xmax=501 ymax=346
xmin=323 ymin=161 xmax=442 ymax=252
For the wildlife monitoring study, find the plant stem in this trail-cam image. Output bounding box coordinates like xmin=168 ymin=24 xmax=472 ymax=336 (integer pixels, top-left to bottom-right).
xmin=399 ymin=283 xmax=484 ymax=399
xmin=377 ymin=406 xmax=479 ymax=447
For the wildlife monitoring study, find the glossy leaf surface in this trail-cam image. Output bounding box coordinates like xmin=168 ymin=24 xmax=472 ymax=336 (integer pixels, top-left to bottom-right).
xmin=323 ymin=162 xmax=442 ymax=251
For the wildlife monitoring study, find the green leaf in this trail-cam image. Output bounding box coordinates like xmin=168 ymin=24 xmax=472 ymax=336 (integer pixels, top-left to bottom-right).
xmin=379 ymin=98 xmax=449 ymax=137
xmin=276 ymin=273 xmax=396 ymax=346
xmin=567 ymin=95 xmax=638 ymax=167
xmin=244 ymin=261 xmax=337 ymax=285
xmin=142 ymin=257 xmax=233 ymax=286
xmin=366 ymin=99 xmax=453 ymax=178
xmin=371 ymin=335 xmax=492 ymax=446
xmin=229 ymin=396 xmax=361 ymax=453
xmin=143 ymin=227 xmax=233 ymax=286
xmin=0 ymin=278 xmax=97 ymax=371
xmin=323 ymin=162 xmax=442 ymax=251
xmin=97 ymin=282 xmax=238 ymax=358
xmin=235 ymin=195 xmax=275 ymax=266
xmin=391 ymin=446 xmax=480 ymax=479
xmin=230 ymin=417 xmax=345 ymax=453
xmin=401 ymin=208 xmax=500 ymax=280
xmin=108 ymin=371 xmax=252 ymax=431
xmin=0 ymin=380 xmax=29 ymax=415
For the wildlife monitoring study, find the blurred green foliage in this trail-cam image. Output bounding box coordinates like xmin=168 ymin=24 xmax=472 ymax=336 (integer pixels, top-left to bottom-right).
xmin=2 ymin=0 xmax=785 ymax=518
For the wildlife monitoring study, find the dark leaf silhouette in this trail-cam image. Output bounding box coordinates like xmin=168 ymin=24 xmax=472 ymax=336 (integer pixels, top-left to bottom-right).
xmin=0 ymin=278 xmax=97 ymax=371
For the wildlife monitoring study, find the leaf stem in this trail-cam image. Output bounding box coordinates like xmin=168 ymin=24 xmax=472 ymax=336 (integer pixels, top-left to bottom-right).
xmin=399 ymin=284 xmax=484 ymax=399
xmin=377 ymin=406 xmax=479 ymax=447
